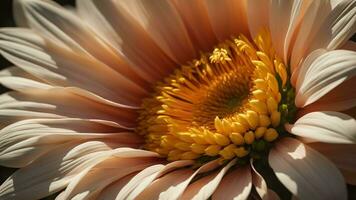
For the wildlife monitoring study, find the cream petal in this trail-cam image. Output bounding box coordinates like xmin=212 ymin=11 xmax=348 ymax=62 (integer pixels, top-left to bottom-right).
xmin=299 ymin=76 xmax=356 ymax=113
xmin=0 ymin=118 xmax=142 ymax=168
xmin=136 ymin=159 xmax=220 ymax=200
xmin=0 ymin=28 xmax=147 ymax=106
xmin=251 ymin=161 xmax=279 ymax=200
xmin=76 ymin=0 xmax=177 ymax=82
xmin=97 ymin=173 xmax=138 ymax=200
xmin=127 ymin=160 xmax=194 ymax=199
xmin=287 ymin=111 xmax=356 ymax=144
xmin=57 ymin=150 xmax=161 ymax=200
xmin=13 ymin=0 xmax=146 ymax=86
xmin=212 ymin=165 xmax=251 ymax=200
xmin=115 ymin=0 xmax=196 ymax=64
xmin=269 ymin=0 xmax=304 ymax=62
xmin=309 ymin=142 xmax=356 ymax=185
xmin=205 ymin=0 xmax=249 ymax=40
xmin=0 ymin=89 xmax=137 ymax=129
xmin=181 ymin=159 xmax=236 ymax=200
xmin=295 ymin=50 xmax=356 ymax=107
xmin=269 ymin=138 xmax=347 ymax=200
xmin=291 ymin=0 xmax=356 ymax=72
xmin=106 ymin=164 xmax=165 ymax=200
xmin=171 ymin=0 xmax=218 ymax=52
xmin=247 ymin=0 xmax=270 ymax=37
xmin=0 ymin=140 xmax=121 ymax=200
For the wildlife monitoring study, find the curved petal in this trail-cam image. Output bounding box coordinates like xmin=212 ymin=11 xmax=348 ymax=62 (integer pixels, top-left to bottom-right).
xmin=114 ymin=0 xmax=196 ymax=64
xmin=127 ymin=160 xmax=194 ymax=199
xmin=0 ymin=89 xmax=137 ymax=129
xmin=0 ymin=140 xmax=121 ymax=200
xmin=0 ymin=118 xmax=142 ymax=168
xmin=136 ymin=159 xmax=220 ymax=200
xmin=286 ymin=111 xmax=356 ymax=144
xmin=299 ymin=76 xmax=356 ymax=112
xmin=76 ymin=0 xmax=176 ymax=82
xmin=295 ymin=50 xmax=356 ymax=107
xmin=247 ymin=0 xmax=270 ymax=37
xmin=269 ymin=137 xmax=347 ymax=200
xmin=212 ymin=165 xmax=251 ymax=200
xmin=251 ymin=161 xmax=280 ymax=200
xmin=181 ymin=159 xmax=236 ymax=200
xmin=0 ymin=28 xmax=147 ymax=106
xmin=269 ymin=0 xmax=311 ymax=63
xmin=309 ymin=142 xmax=356 ymax=185
xmin=57 ymin=149 xmax=161 ymax=200
xmin=13 ymin=0 xmax=147 ymax=87
xmin=291 ymin=0 xmax=356 ymax=72
xmin=205 ymin=0 xmax=249 ymax=40
xmin=171 ymin=0 xmax=218 ymax=52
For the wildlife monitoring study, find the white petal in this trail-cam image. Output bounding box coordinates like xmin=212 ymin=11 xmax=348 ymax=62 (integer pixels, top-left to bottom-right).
xmin=205 ymin=0 xmax=249 ymax=40
xmin=269 ymin=138 xmax=347 ymax=200
xmin=296 ymin=50 xmax=356 ymax=107
xmin=309 ymin=143 xmax=356 ymax=185
xmin=212 ymin=165 xmax=252 ymax=200
xmin=0 ymin=140 xmax=120 ymax=200
xmin=181 ymin=159 xmax=236 ymax=200
xmin=291 ymin=0 xmax=356 ymax=72
xmin=287 ymin=111 xmax=356 ymax=144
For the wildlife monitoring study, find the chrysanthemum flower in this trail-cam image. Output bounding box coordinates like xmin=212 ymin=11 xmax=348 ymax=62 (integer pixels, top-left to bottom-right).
xmin=0 ymin=0 xmax=355 ymax=199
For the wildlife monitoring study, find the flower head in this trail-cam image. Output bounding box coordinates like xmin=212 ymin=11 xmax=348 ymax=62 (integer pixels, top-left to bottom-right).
xmin=0 ymin=0 xmax=355 ymax=199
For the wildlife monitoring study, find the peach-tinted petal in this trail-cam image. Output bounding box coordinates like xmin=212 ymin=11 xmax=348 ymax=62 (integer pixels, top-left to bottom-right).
xmin=115 ymin=0 xmax=196 ymax=64
xmin=14 ymin=0 xmax=144 ymax=86
xmin=291 ymin=0 xmax=356 ymax=72
xmin=181 ymin=159 xmax=236 ymax=200
xmin=269 ymin=138 xmax=347 ymax=200
xmin=247 ymin=0 xmax=270 ymax=37
xmin=309 ymin=143 xmax=356 ymax=185
xmin=57 ymin=150 xmax=161 ymax=200
xmin=205 ymin=0 xmax=249 ymax=40
xmin=76 ymin=0 xmax=176 ymax=82
xmin=269 ymin=0 xmax=303 ymax=62
xmin=0 ymin=28 xmax=147 ymax=106
xmin=299 ymin=76 xmax=356 ymax=113
xmin=0 ymin=140 xmax=121 ymax=200
xmin=0 ymin=118 xmax=142 ymax=168
xmin=136 ymin=159 xmax=220 ymax=200
xmin=171 ymin=0 xmax=218 ymax=52
xmin=212 ymin=165 xmax=251 ymax=200
xmin=295 ymin=50 xmax=356 ymax=107
xmin=127 ymin=160 xmax=194 ymax=199
xmin=342 ymin=40 xmax=356 ymax=51
xmin=286 ymin=111 xmax=356 ymax=144
xmin=0 ymin=89 xmax=137 ymax=129
xmin=251 ymin=161 xmax=280 ymax=200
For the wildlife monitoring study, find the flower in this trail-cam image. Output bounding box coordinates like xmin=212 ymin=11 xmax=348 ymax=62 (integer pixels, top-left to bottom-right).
xmin=0 ymin=0 xmax=355 ymax=199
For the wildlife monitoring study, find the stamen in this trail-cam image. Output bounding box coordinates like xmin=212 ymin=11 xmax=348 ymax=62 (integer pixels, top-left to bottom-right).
xmin=137 ymin=32 xmax=290 ymax=163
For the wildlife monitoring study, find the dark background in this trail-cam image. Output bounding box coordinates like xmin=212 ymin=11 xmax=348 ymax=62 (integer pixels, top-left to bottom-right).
xmin=0 ymin=0 xmax=355 ymax=199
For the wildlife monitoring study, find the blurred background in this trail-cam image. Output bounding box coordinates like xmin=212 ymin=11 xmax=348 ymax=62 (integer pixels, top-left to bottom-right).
xmin=0 ymin=0 xmax=355 ymax=199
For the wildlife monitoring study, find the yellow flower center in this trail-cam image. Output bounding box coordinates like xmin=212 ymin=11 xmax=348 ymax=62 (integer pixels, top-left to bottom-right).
xmin=137 ymin=31 xmax=289 ymax=162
